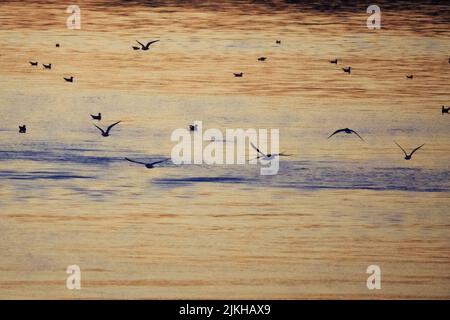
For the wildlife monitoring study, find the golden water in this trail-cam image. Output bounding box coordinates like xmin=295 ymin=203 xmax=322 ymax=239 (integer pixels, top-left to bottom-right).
xmin=0 ymin=0 xmax=449 ymax=299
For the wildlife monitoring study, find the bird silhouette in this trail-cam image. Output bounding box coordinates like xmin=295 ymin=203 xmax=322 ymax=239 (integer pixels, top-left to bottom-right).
xmin=250 ymin=142 xmax=291 ymax=161
xmin=43 ymin=63 xmax=52 ymax=69
xmin=258 ymin=57 xmax=267 ymax=61
xmin=406 ymin=74 xmax=413 ymax=79
xmin=442 ymin=106 xmax=450 ymax=114
xmin=19 ymin=125 xmax=26 ymax=133
xmin=276 ymin=40 xmax=281 ymax=44
xmin=329 ymin=59 xmax=338 ymax=64
xmin=125 ymin=157 xmax=170 ymax=169
xmin=342 ymin=66 xmax=351 ymax=74
xmin=91 ymin=113 xmax=101 ymax=120
xmin=189 ymin=124 xmax=198 ymax=131
xmin=394 ymin=141 xmax=424 ymax=160
xmin=29 ymin=61 xmax=38 ymax=66
xmin=135 ymin=40 xmax=159 ymax=51
xmin=132 ymin=46 xmax=140 ymax=50
xmin=64 ymin=76 xmax=74 ymax=82
xmin=94 ymin=121 xmax=121 ymax=137
xmin=233 ymin=72 xmax=243 ymax=77
xmin=328 ymin=128 xmax=364 ymax=141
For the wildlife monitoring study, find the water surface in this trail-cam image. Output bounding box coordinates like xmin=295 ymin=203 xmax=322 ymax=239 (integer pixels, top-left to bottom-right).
xmin=0 ymin=0 xmax=449 ymax=299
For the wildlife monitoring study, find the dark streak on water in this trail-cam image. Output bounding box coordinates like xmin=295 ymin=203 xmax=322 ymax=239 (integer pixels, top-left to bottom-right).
xmin=154 ymin=161 xmax=450 ymax=192
xmin=0 ymin=172 xmax=93 ymax=180
xmin=0 ymin=150 xmax=122 ymax=165
xmin=154 ymin=176 xmax=249 ymax=187
xmin=2 ymin=149 xmax=449 ymax=191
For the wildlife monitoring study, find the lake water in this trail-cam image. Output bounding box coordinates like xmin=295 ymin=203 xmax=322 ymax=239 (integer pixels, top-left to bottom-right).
xmin=0 ymin=0 xmax=449 ymax=299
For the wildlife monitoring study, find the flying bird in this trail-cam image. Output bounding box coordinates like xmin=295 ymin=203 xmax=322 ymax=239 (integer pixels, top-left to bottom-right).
xmin=19 ymin=125 xmax=26 ymax=133
xmin=94 ymin=121 xmax=121 ymax=137
xmin=29 ymin=61 xmax=38 ymax=66
xmin=342 ymin=66 xmax=351 ymax=74
xmin=258 ymin=57 xmax=267 ymax=61
xmin=394 ymin=141 xmax=424 ymax=160
xmin=189 ymin=124 xmax=198 ymax=131
xmin=406 ymin=74 xmax=413 ymax=79
xmin=43 ymin=63 xmax=52 ymax=69
xmin=250 ymin=142 xmax=291 ymax=161
xmin=91 ymin=113 xmax=101 ymax=120
xmin=132 ymin=46 xmax=140 ymax=50
xmin=328 ymin=128 xmax=364 ymax=141
xmin=64 ymin=76 xmax=74 ymax=82
xmin=442 ymin=106 xmax=450 ymax=114
xmin=233 ymin=72 xmax=243 ymax=77
xmin=135 ymin=40 xmax=159 ymax=51
xmin=125 ymin=157 xmax=170 ymax=169
xmin=329 ymin=59 xmax=338 ymax=64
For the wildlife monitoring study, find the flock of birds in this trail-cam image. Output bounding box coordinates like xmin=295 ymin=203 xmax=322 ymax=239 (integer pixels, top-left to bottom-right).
xmin=328 ymin=55 xmax=449 ymax=160
xmin=28 ymin=43 xmax=74 ymax=82
xmin=18 ymin=38 xmax=450 ymax=168
xmin=324 ymin=57 xmax=450 ymax=160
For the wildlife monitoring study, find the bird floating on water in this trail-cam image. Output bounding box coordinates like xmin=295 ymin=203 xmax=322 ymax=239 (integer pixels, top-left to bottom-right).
xmin=342 ymin=66 xmax=351 ymax=74
xmin=94 ymin=121 xmax=121 ymax=137
xmin=132 ymin=46 xmax=140 ymax=50
xmin=258 ymin=57 xmax=267 ymax=61
xmin=394 ymin=141 xmax=424 ymax=160
xmin=189 ymin=124 xmax=198 ymax=131
xmin=250 ymin=142 xmax=291 ymax=161
xmin=64 ymin=76 xmax=74 ymax=82
xmin=276 ymin=40 xmax=281 ymax=44
xmin=135 ymin=40 xmax=159 ymax=51
xmin=43 ymin=63 xmax=52 ymax=69
xmin=19 ymin=125 xmax=26 ymax=133
xmin=125 ymin=157 xmax=170 ymax=169
xmin=56 ymin=43 xmax=60 ymax=47
xmin=329 ymin=59 xmax=338 ymax=64
xmin=442 ymin=106 xmax=450 ymax=114
xmin=29 ymin=61 xmax=38 ymax=66
xmin=233 ymin=72 xmax=243 ymax=77
xmin=91 ymin=113 xmax=101 ymax=120
xmin=406 ymin=74 xmax=413 ymax=79
xmin=328 ymin=128 xmax=364 ymax=141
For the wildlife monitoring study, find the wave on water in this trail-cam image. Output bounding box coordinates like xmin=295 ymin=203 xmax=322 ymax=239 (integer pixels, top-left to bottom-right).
xmin=154 ymin=161 xmax=450 ymax=193
xmin=1 ymin=149 xmax=449 ymax=192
